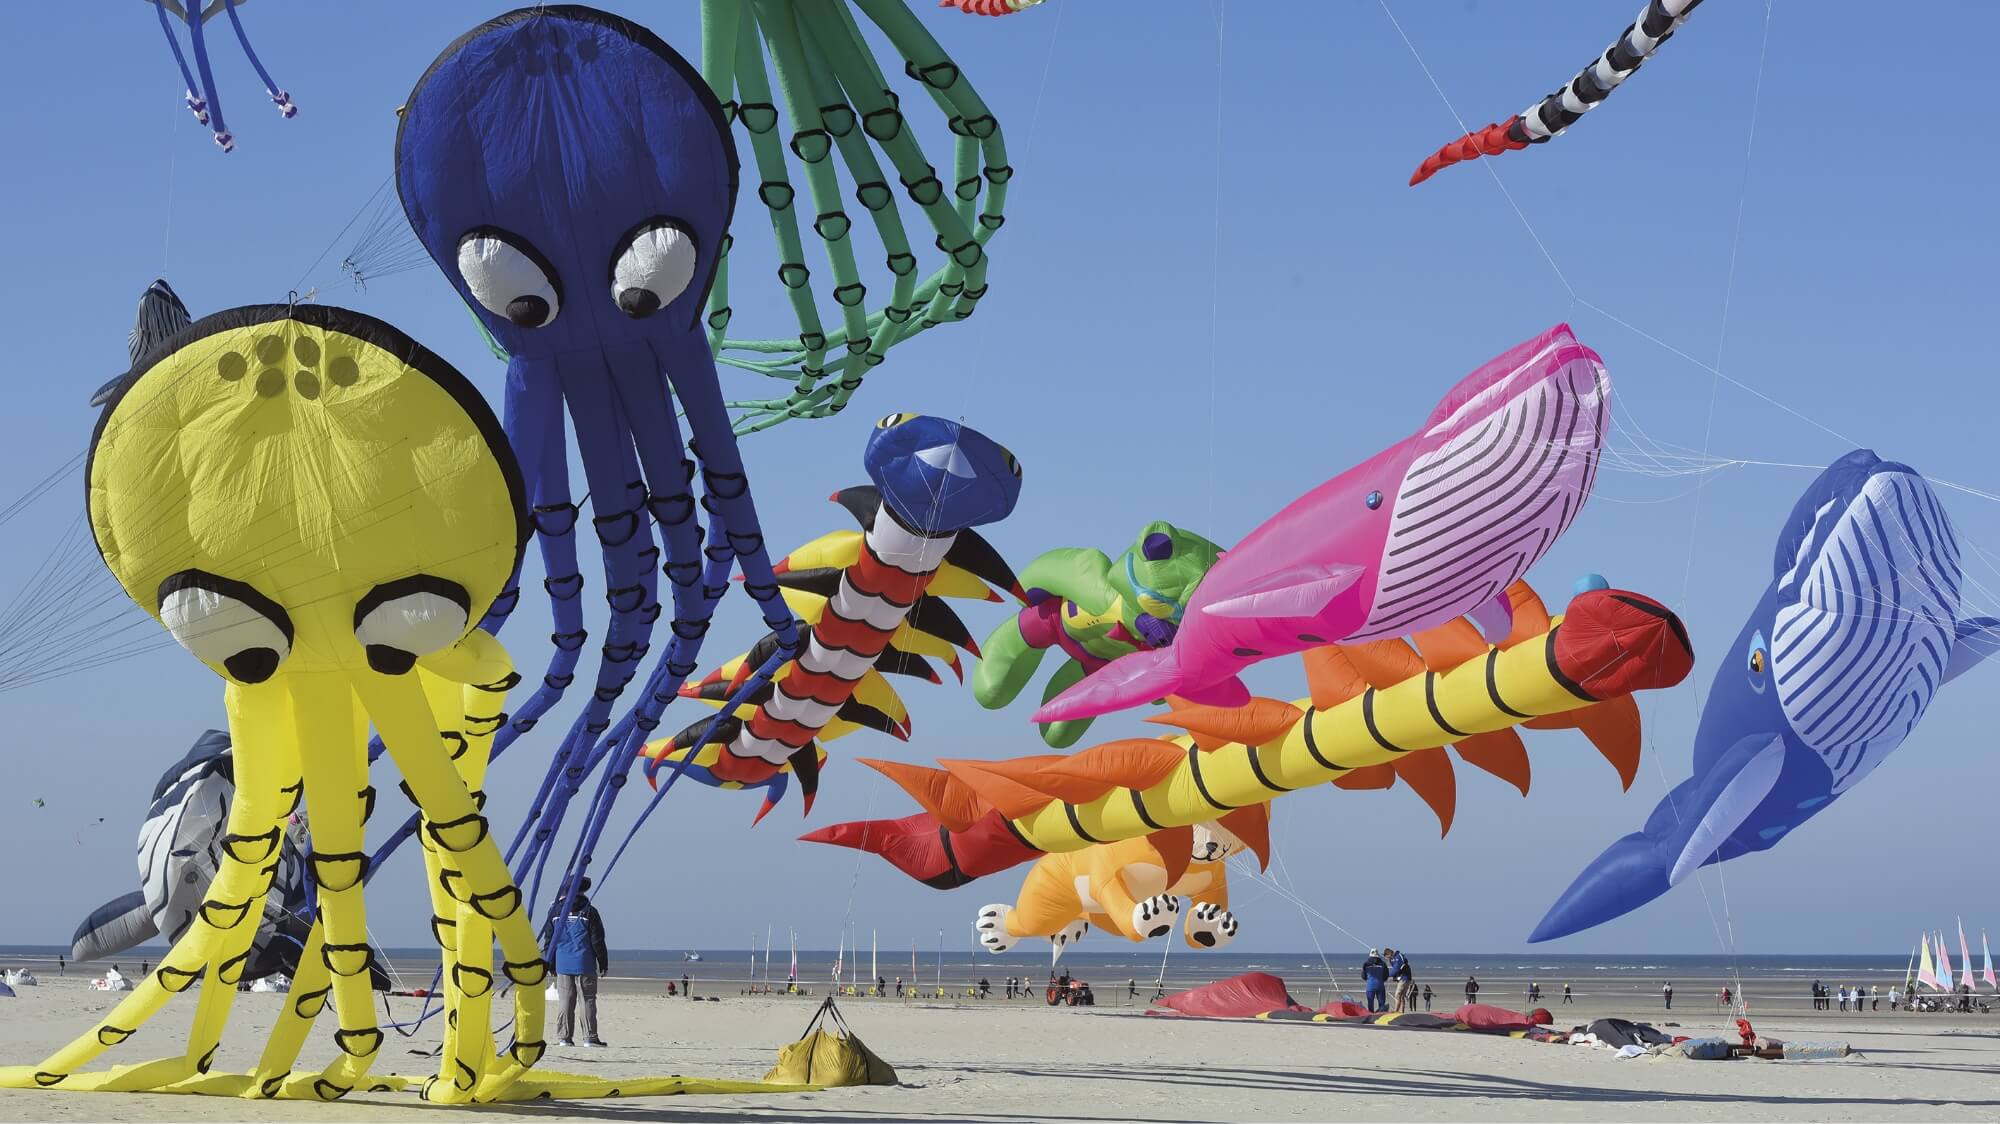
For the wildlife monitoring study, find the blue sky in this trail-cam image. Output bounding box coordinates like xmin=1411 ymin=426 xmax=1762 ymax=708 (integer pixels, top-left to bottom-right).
xmin=2 ymin=1 xmax=1994 ymax=960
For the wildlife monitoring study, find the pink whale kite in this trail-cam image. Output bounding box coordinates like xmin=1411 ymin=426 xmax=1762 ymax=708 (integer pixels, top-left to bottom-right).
xmin=1034 ymin=324 xmax=1610 ymax=724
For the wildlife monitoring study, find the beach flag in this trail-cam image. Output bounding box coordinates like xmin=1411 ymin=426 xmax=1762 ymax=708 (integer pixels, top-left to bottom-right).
xmin=1985 ymin=931 xmax=1996 ymax=990
xmin=1938 ymin=931 xmax=1956 ymax=990
xmin=1918 ymin=933 xmax=1942 ymax=990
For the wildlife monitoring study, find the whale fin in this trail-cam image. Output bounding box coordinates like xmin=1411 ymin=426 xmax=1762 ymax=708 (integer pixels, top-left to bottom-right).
xmin=1944 ymin=617 xmax=2000 ymax=685
xmin=1199 ymin=564 xmax=1363 ymax=620
xmin=1531 ymin=734 xmax=1787 ymax=942
xmin=1034 ymin=647 xmax=1185 ymax=723
xmin=1668 ymin=737 xmax=1785 ymax=886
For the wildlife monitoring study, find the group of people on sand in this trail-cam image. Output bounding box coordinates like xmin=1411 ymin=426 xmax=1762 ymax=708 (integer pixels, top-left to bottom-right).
xmin=1360 ymin=948 xmax=1432 ymax=1013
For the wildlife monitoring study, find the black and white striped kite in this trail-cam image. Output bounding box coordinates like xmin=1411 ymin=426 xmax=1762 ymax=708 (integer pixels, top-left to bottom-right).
xmin=1410 ymin=0 xmax=1704 ymax=186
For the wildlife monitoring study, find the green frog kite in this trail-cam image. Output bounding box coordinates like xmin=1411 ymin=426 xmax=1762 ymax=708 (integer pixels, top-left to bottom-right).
xmin=974 ymin=522 xmax=1221 ymax=747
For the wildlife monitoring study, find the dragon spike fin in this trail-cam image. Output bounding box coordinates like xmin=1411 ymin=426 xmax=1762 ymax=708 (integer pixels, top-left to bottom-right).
xmin=1040 ymin=739 xmax=1187 ymax=796
xmin=938 ymin=757 xmax=1069 ymax=820
xmin=943 ymin=651 xmax=963 ymax=683
xmin=860 ymin=758 xmax=986 ymax=832
xmin=1341 ymin=638 xmax=1428 ymax=689
xmin=1452 ymin=728 xmax=1532 ymax=796
xmin=752 ymin=795 xmax=778 ymax=826
xmin=830 ymin=485 xmax=881 ymax=529
xmin=1217 ymin=803 xmax=1273 ymax=870
xmin=1500 ymin=581 xmax=1552 ymax=650
xmin=940 ymin=527 xmax=1021 ymax=600
xmin=788 ymin=743 xmax=821 ymax=818
xmin=1333 ymin=763 xmax=1396 ymax=791
xmin=1390 ymin=748 xmax=1458 ymax=837
xmin=1410 ymin=617 xmax=1491 ymax=674
xmin=1147 ymin=697 xmax=1303 ymax=748
xmin=1303 ymin=646 xmax=1369 ymax=711
xmin=1151 ymin=825 xmax=1195 ymax=886
xmin=1526 ymin=694 xmax=1642 ymax=789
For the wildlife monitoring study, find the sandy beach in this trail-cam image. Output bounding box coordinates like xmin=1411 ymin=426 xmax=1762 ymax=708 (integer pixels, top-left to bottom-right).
xmin=2 ymin=972 xmax=1995 ymax=1122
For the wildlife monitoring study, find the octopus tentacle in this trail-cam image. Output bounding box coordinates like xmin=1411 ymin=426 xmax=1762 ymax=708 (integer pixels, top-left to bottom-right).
xmin=290 ymin=675 xmax=381 ymax=1100
xmin=357 ymin=667 xmax=544 ymax=1102
xmin=1 ymin=683 xmax=291 ymax=1091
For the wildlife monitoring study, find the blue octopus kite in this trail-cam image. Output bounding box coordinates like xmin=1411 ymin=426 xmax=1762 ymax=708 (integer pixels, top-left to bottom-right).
xmin=393 ymin=7 xmax=802 ymax=907
xmin=150 ymin=0 xmax=296 ymax=152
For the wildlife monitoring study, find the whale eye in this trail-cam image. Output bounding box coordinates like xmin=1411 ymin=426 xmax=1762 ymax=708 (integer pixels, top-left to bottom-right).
xmin=457 ymin=228 xmax=561 ymax=328
xmin=1364 ymin=490 xmax=1383 ymax=510
xmin=353 ymin=576 xmax=472 ymax=676
xmin=157 ymin=571 xmax=293 ymax=684
xmin=876 ymin=413 xmax=911 ymax=429
xmin=1746 ymin=629 xmax=1768 ymax=690
xmin=1000 ymin=445 xmax=1022 ymax=478
xmin=609 ymin=217 xmax=697 ymax=319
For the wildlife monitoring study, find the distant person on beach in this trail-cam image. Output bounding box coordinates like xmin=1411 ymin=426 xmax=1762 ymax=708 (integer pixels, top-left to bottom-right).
xmin=1871 ymin=985 xmax=1879 ymax=1012
xmin=1527 ymin=981 xmax=1541 ymax=1006
xmin=57 ymin=955 xmax=64 ymax=976
xmin=1361 ymin=950 xmax=1389 ymax=1012
xmin=140 ymin=960 xmax=149 ymax=977
xmin=1720 ymin=986 xmax=1731 ymax=1008
xmin=878 ymin=974 xmax=886 ymax=996
xmin=683 ymin=973 xmax=692 ymax=999
xmin=1129 ymin=978 xmax=1138 ymax=1000
xmin=552 ymin=876 xmax=609 ymax=1048
xmin=1563 ymin=982 xmax=1573 ymax=1005
xmin=1465 ymin=975 xmax=1479 ymax=1003
xmin=1422 ymin=984 xmax=1433 ymax=1010
xmin=1889 ymin=985 xmax=1901 ymax=1010
xmin=1811 ymin=980 xmax=1822 ymax=1010
xmin=895 ymin=976 xmax=903 ymax=997
xmin=1662 ymin=982 xmax=1673 ymax=1010
xmin=979 ymin=977 xmax=990 ymax=999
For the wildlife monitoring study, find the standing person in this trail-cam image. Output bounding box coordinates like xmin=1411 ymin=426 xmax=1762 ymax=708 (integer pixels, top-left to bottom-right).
xmin=1662 ymin=981 xmax=1673 ymax=1010
xmin=1562 ymin=982 xmax=1573 ymax=1005
xmin=1870 ymin=985 xmax=1879 ymax=1012
xmin=1720 ymin=985 xmax=1731 ymax=1009
xmin=1465 ymin=975 xmax=1479 ymax=1004
xmin=1422 ymin=984 xmax=1433 ymax=1011
xmin=57 ymin=954 xmax=64 ymax=976
xmin=1361 ymin=950 xmax=1389 ymax=1013
xmin=1387 ymin=949 xmax=1412 ymax=1013
xmin=1889 ymin=984 xmax=1901 ymax=1010
xmin=1527 ymin=981 xmax=1540 ymax=1006
xmin=877 ymin=974 xmax=886 ymax=996
xmin=552 ymin=876 xmax=610 ymax=1048
xmin=682 ymin=972 xmax=692 ymax=999
xmin=140 ymin=960 xmax=149 ymax=978
xmin=894 ymin=975 xmax=903 ymax=997
xmin=979 ymin=977 xmax=991 ymax=999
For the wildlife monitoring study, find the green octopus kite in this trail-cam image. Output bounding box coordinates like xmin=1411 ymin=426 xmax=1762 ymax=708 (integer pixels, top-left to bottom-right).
xmin=975 ymin=523 xmax=1222 ymax=747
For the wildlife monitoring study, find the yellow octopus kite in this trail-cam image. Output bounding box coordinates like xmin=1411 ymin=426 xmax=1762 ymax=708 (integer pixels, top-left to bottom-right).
xmin=0 ymin=305 xmax=798 ymax=1103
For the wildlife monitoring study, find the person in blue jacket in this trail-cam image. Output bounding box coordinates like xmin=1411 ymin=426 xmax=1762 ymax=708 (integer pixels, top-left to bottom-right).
xmin=553 ymin=876 xmax=610 ymax=1048
xmin=1361 ymin=949 xmax=1389 ymax=1012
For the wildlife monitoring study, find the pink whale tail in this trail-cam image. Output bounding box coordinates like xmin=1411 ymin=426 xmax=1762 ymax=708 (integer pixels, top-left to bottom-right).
xmin=1031 ymin=645 xmax=1251 ymax=724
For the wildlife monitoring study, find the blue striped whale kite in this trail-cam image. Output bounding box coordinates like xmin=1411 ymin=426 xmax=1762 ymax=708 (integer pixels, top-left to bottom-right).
xmin=1531 ymin=450 xmax=2000 ymax=941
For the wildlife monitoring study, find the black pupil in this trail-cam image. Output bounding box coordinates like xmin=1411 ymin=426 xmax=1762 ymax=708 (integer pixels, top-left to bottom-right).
xmin=617 ymin=288 xmax=662 ymax=317
xmin=224 ymin=648 xmax=281 ymax=684
xmin=505 ymin=295 xmax=550 ymax=326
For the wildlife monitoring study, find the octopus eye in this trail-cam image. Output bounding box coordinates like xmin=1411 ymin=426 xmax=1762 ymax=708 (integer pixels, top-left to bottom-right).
xmin=456 ymin=227 xmax=561 ymax=328
xmin=353 ymin=576 xmax=471 ymax=676
xmin=609 ymin=218 xmax=698 ymax=318
xmin=876 ymin=413 xmax=911 ymax=429
xmin=157 ymin=571 xmax=293 ymax=684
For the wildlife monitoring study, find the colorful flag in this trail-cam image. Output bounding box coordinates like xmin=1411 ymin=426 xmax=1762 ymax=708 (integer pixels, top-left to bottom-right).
xmin=1918 ymin=932 xmax=1942 ymax=990
xmin=1985 ymin=931 xmax=1996 ymax=990
xmin=1960 ymin=920 xmax=1976 ymax=991
xmin=1938 ymin=930 xmax=1956 ymax=991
